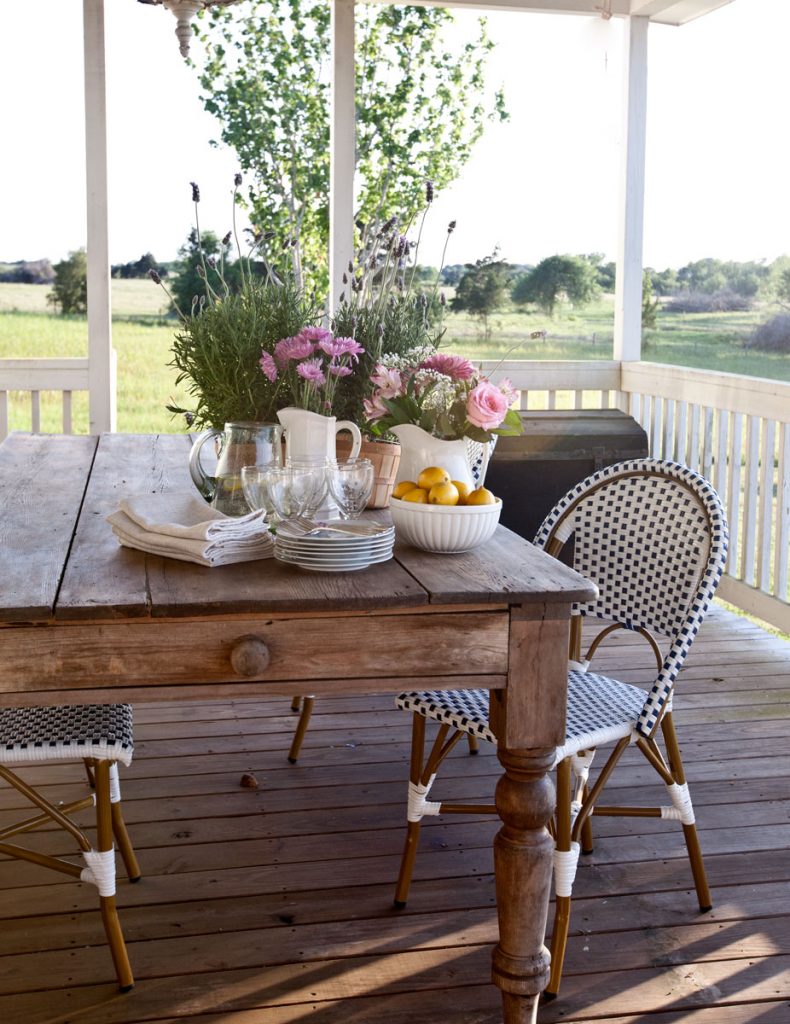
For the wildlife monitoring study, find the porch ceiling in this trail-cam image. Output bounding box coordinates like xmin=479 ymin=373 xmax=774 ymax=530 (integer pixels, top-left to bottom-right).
xmin=362 ymin=0 xmax=734 ymax=28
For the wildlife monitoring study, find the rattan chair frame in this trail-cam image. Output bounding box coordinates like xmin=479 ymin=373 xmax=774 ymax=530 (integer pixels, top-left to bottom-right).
xmin=392 ymin=458 xmax=728 ymax=1000
xmin=0 ymin=708 xmax=141 ymax=991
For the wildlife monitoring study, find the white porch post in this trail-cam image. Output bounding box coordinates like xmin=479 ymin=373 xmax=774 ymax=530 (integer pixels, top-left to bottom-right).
xmin=329 ymin=0 xmax=356 ymax=312
xmin=83 ymin=0 xmax=116 ymax=433
xmin=613 ymin=15 xmax=649 ymax=365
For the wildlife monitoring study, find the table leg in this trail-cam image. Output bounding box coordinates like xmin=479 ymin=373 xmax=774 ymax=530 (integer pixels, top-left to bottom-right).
xmin=489 ymin=605 xmax=571 ymax=1023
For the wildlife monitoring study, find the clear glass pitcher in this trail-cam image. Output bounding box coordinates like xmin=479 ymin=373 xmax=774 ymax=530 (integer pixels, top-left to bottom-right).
xmin=189 ymin=421 xmax=283 ymax=516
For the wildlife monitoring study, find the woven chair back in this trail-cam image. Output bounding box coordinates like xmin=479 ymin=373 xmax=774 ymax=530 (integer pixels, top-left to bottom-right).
xmin=534 ymin=459 xmax=728 ymax=735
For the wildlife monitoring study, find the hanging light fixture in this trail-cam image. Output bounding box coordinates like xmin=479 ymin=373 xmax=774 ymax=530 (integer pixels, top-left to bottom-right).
xmin=137 ymin=0 xmax=240 ymax=59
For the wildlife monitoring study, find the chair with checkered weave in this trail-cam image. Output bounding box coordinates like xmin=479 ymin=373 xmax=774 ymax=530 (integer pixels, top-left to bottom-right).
xmin=0 ymin=703 xmax=140 ymax=990
xmin=392 ymin=459 xmax=728 ymax=999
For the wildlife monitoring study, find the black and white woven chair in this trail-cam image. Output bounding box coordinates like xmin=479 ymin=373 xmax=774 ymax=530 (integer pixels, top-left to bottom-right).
xmin=0 ymin=703 xmax=140 ymax=991
xmin=392 ymin=459 xmax=728 ymax=999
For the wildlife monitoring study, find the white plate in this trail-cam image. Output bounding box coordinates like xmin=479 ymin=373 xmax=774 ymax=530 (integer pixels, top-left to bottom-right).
xmin=274 ymin=547 xmax=393 ymax=567
xmin=274 ymin=549 xmax=394 ymax=572
xmin=274 ymin=537 xmax=394 ymax=555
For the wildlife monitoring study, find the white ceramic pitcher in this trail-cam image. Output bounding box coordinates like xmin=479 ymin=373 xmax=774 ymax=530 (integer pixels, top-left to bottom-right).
xmin=390 ymin=424 xmax=492 ymax=489
xmin=276 ymin=407 xmax=362 ymax=463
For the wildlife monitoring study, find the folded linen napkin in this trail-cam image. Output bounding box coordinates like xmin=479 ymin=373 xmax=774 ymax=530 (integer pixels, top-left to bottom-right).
xmin=107 ymin=493 xmax=273 ymax=567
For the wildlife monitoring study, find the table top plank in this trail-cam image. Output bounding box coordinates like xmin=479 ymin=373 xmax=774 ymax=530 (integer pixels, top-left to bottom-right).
xmin=393 ymin=529 xmax=596 ymax=606
xmin=0 ymin=433 xmax=98 ymax=622
xmin=55 ymin=432 xmax=194 ymax=619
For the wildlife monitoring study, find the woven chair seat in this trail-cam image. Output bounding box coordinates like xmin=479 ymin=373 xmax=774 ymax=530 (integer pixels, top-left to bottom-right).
xmin=0 ymin=704 xmax=134 ymax=766
xmin=396 ymin=670 xmax=648 ymax=764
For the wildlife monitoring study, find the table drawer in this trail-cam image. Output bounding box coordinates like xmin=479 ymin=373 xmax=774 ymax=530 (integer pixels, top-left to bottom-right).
xmin=0 ymin=611 xmax=509 ymax=698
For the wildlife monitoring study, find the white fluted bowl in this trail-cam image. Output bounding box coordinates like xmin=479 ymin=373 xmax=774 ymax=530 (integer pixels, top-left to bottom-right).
xmin=389 ymin=496 xmax=501 ymax=553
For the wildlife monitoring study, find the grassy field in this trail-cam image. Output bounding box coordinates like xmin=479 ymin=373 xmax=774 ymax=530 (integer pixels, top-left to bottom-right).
xmin=0 ymin=281 xmax=788 ymax=436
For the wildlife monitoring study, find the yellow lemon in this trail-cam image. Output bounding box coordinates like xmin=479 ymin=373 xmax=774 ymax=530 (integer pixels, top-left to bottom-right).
xmin=401 ymin=487 xmax=429 ymax=503
xmin=428 ymin=481 xmax=460 ymax=506
xmin=392 ymin=480 xmax=419 ymax=500
xmin=465 ymin=486 xmax=498 ymax=506
xmin=417 ymin=466 xmax=450 ymax=491
xmin=451 ymin=479 xmax=472 ymax=503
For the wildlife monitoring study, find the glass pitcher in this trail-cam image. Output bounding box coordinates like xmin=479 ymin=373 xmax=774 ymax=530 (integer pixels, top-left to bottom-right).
xmin=189 ymin=422 xmax=283 ymax=516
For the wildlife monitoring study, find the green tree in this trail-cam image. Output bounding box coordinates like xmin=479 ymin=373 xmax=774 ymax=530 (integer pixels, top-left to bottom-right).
xmin=642 ymin=270 xmax=659 ymax=329
xmin=197 ymin=2 xmax=507 ymax=295
xmin=450 ymin=253 xmax=511 ymax=338
xmin=168 ymin=228 xmax=250 ymax=317
xmin=512 ymin=254 xmax=599 ymax=315
xmin=48 ymin=249 xmax=87 ymax=315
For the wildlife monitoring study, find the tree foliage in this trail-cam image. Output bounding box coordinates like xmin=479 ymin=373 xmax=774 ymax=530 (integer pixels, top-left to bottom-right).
xmin=48 ymin=249 xmax=87 ymax=315
xmin=641 ymin=270 xmax=659 ymax=329
xmin=450 ymin=253 xmax=511 ymax=337
xmin=512 ymin=254 xmax=600 ymax=315
xmin=196 ymin=1 xmax=506 ymax=295
xmin=112 ymin=252 xmax=166 ymax=280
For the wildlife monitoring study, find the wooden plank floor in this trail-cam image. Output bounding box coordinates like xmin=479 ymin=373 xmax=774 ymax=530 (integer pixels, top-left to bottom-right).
xmin=1 ymin=604 xmax=789 ymax=1023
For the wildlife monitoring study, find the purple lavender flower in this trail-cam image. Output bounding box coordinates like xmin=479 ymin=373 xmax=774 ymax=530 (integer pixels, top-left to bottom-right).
xmin=259 ymin=352 xmax=278 ymax=383
xmin=296 ymin=358 xmax=326 ymax=386
xmin=148 ymin=268 xmax=162 ymax=285
xmin=222 ymin=231 xmax=232 ymax=247
xmin=425 ymin=180 xmax=434 ymax=203
xmin=190 ymin=181 xmax=200 ymax=203
xmin=448 ymin=220 xmax=456 ymax=233
xmin=234 ymin=172 xmax=242 ymax=187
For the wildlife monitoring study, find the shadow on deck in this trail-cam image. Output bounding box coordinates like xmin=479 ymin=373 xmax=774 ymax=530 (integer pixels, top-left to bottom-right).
xmin=0 ymin=604 xmax=788 ymax=1023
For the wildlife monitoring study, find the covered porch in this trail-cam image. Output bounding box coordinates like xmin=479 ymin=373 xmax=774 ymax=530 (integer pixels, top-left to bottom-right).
xmin=0 ymin=603 xmax=787 ymax=1022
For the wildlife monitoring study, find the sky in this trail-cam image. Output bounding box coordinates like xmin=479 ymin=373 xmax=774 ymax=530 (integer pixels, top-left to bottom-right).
xmin=1 ymin=0 xmax=788 ymax=272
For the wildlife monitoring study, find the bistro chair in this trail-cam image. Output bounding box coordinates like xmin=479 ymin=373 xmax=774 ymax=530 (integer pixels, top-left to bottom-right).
xmin=0 ymin=703 xmax=140 ymax=991
xmin=392 ymin=458 xmax=728 ymax=999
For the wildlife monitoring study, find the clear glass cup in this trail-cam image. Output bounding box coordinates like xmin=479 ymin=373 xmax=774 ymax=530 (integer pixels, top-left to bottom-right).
xmin=265 ymin=466 xmax=323 ymax=522
xmin=241 ymin=464 xmax=284 ymax=526
xmin=285 ymin=456 xmax=329 ymax=517
xmin=326 ymin=458 xmax=375 ymax=519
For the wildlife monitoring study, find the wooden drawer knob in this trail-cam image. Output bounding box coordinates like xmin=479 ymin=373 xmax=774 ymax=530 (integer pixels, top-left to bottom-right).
xmin=230 ymin=637 xmax=271 ymax=677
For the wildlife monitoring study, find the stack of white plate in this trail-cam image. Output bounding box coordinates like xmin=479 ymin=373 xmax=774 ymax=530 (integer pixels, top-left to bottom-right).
xmin=274 ymin=520 xmax=395 ymax=573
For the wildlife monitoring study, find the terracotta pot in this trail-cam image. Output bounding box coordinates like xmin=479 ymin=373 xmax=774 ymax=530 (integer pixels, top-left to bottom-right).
xmin=336 ymin=436 xmax=401 ymax=509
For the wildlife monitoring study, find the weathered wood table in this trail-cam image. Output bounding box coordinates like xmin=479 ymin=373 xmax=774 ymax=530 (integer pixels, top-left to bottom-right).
xmin=0 ymin=432 xmax=596 ymax=1023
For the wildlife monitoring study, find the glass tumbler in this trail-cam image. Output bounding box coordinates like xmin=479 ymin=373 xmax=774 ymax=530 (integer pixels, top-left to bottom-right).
xmin=326 ymin=458 xmax=375 ymax=519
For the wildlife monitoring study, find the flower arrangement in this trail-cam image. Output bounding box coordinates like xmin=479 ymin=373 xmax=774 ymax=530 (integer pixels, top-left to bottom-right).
xmin=152 ymin=177 xmax=322 ymax=431
xmin=364 ymin=347 xmax=522 ymax=443
xmin=260 ymin=327 xmax=365 ymax=414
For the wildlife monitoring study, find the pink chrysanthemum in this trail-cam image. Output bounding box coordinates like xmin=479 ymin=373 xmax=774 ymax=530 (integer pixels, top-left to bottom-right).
xmin=328 ymin=363 xmax=353 ymax=377
xmin=295 ymin=358 xmax=326 ymax=386
xmin=418 ymin=353 xmax=476 ymax=381
xmin=274 ymin=335 xmax=315 ymax=365
xmin=259 ymin=351 xmax=278 ymax=383
xmin=318 ymin=336 xmax=365 ymax=361
xmin=299 ymin=326 xmax=333 ymax=345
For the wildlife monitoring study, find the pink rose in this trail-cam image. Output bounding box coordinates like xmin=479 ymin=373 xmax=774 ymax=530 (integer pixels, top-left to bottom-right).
xmin=466 ymin=380 xmax=509 ymax=431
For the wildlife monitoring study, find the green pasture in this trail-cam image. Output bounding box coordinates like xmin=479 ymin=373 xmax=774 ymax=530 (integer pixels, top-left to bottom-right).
xmin=0 ymin=282 xmax=787 ymax=437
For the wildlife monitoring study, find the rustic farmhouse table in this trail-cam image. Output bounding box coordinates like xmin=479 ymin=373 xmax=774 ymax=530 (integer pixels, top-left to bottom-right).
xmin=0 ymin=431 xmax=596 ymax=1023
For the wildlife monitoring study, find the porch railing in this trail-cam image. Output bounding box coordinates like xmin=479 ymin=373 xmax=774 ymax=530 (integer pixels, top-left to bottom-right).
xmin=0 ymin=358 xmax=90 ymax=441
xmin=482 ymin=360 xmax=790 ymax=634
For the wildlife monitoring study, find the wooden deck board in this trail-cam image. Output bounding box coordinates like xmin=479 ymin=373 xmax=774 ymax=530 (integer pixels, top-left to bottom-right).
xmin=0 ymin=604 xmax=788 ymax=1022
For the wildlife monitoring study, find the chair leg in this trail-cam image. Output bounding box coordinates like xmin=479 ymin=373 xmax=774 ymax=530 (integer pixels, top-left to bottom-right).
xmin=290 ymin=696 xmax=302 ymax=713
xmin=93 ymin=761 xmax=134 ymax=992
xmin=105 ymin=764 xmax=141 ymax=883
xmin=546 ymin=757 xmax=576 ymax=1001
xmin=394 ymin=713 xmax=428 ymax=908
xmin=580 ymin=787 xmax=594 ymax=855
xmin=660 ymin=713 xmax=712 ymax=912
xmin=288 ymin=697 xmax=315 ymax=764
xmin=466 ymin=734 xmax=479 ymax=756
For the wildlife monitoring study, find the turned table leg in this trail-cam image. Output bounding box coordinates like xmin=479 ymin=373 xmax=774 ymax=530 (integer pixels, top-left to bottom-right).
xmin=489 ymin=604 xmax=571 ymax=1023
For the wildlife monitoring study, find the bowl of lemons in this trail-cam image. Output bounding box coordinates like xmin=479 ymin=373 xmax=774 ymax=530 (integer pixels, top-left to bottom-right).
xmin=389 ymin=466 xmax=501 ymax=553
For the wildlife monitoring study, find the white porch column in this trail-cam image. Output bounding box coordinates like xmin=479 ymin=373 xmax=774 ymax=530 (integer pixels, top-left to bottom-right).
xmin=329 ymin=0 xmax=356 ymax=312
xmin=83 ymin=0 xmax=116 ymax=433
xmin=613 ymin=15 xmax=649 ymax=364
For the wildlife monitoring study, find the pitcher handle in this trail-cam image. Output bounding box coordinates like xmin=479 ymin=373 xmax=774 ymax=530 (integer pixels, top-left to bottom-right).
xmin=335 ymin=420 xmax=362 ymax=460
xmin=188 ymin=428 xmax=220 ymax=501
xmin=477 ymin=439 xmax=492 ymax=487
